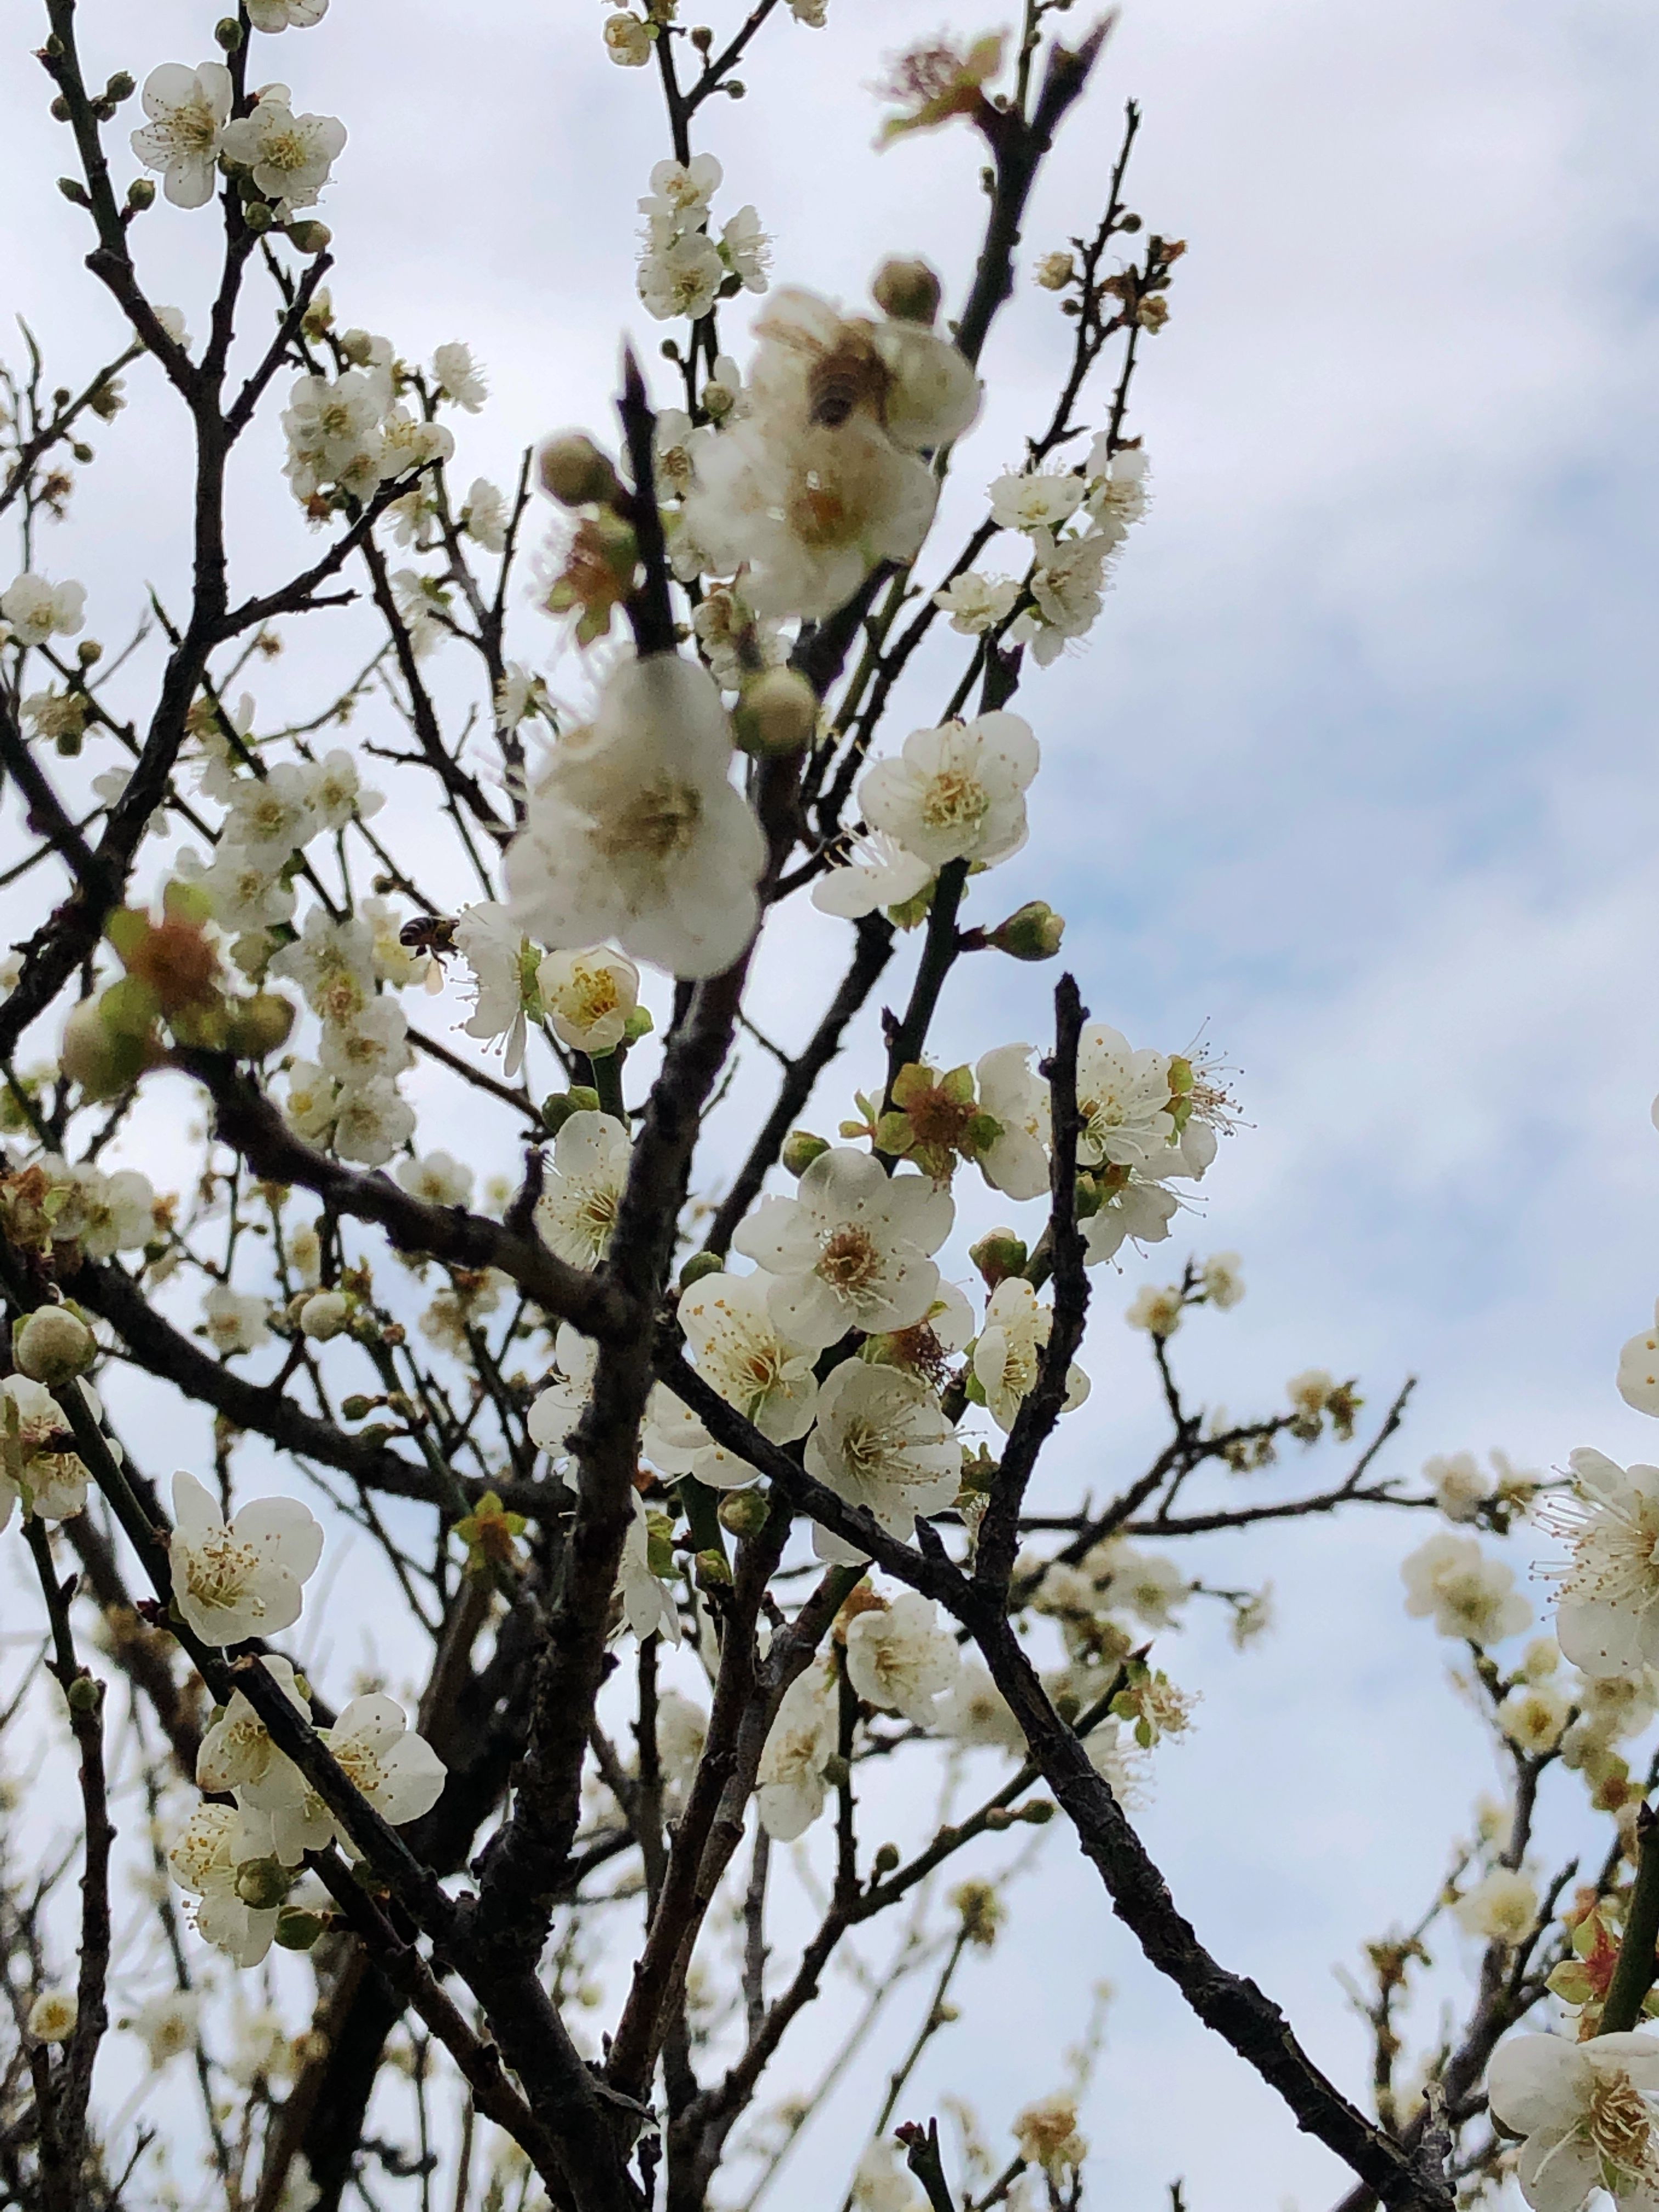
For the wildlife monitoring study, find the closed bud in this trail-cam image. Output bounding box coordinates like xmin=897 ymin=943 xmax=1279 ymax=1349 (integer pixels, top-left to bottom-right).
xmin=234 ymin=1857 xmax=291 ymax=1911
xmin=983 ymin=1804 xmax=1015 ymax=1831
xmin=537 ymin=433 xmax=622 ymax=510
xmin=15 ymin=1306 xmax=96 ymax=1386
xmin=76 ymin=638 xmax=103 ymax=665
xmin=285 ymin=219 xmax=331 ymax=256
xmin=72 ymin=442 xmax=94 ymax=464
xmin=695 ymin=1546 xmax=733 ymax=1590
xmin=872 ymin=1841 xmax=901 ymax=1875
xmin=717 ymin=1489 xmax=771 ymax=1541
xmin=341 ymin=1395 xmax=376 ymax=1422
xmin=57 ymin=176 xmax=91 ymax=207
xmin=243 ymin=201 xmax=274 ymax=233
xmin=821 ymin=1752 xmax=851 ymax=1789
xmin=725 ymin=77 xmax=746 ymax=97
xmin=104 ymin=71 xmax=136 ymax=103
xmin=125 ymin=177 xmax=156 ymax=212
xmin=66 ymin=1674 xmax=101 ymax=1712
xmin=691 ymin=23 xmax=714 ymax=49
xmin=1073 ymin=1172 xmax=1104 ymax=1220
xmin=1020 ymin=1798 xmax=1056 ymax=1824
xmin=781 ymin=1129 xmax=830 ymax=1177
xmin=275 ymin=1908 xmax=325 ymax=1951
xmin=622 ymin=1003 xmax=654 ymax=1043
xmin=733 ymin=665 xmax=818 ymax=755
xmin=539 ymin=1086 xmax=602 ymax=1135
xmin=969 ymin=1229 xmax=1028 ymax=1290
xmin=49 ymin=94 xmax=70 ymax=121
xmin=215 ymin=15 xmax=244 ymax=47
xmin=987 ymin=901 xmax=1064 ymax=961
xmin=679 ymin=1249 xmax=724 ymax=1291
xmin=1118 ymin=212 xmax=1143 ymax=233
xmin=872 ymin=256 xmax=942 ymax=326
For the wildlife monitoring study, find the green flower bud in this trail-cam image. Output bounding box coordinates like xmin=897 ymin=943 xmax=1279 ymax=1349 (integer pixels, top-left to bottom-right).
xmin=871 ymin=1841 xmax=901 ymax=1875
xmin=104 ymin=71 xmax=136 ymax=103
xmin=537 ymin=433 xmax=622 ymax=509
xmin=340 ymin=1395 xmax=377 ymax=1423
xmin=872 ymin=256 xmax=943 ymax=325
xmin=695 ymin=1546 xmax=733 ymax=1590
xmin=821 ymin=1752 xmax=851 ymax=1790
xmin=234 ymin=1858 xmax=291 ymax=1912
xmin=243 ymin=201 xmax=274 ymax=233
xmin=986 ymin=901 xmax=1065 ymax=961
xmin=780 ymin=1129 xmax=830 ymax=1177
xmin=1019 ymin=1798 xmax=1056 ymax=1824
xmin=285 ymin=220 xmax=331 ymax=256
xmin=215 ymin=16 xmax=244 ymax=48
xmin=14 ymin=1306 xmax=96 ymax=1386
xmin=539 ymin=1086 xmax=602 ymax=1136
xmin=679 ymin=1249 xmax=725 ymax=1292
xmin=49 ymin=95 xmax=71 ymax=122
xmin=969 ymin=1228 xmax=1028 ymax=1289
xmin=125 ymin=177 xmax=156 ymax=212
xmin=66 ymin=1674 xmax=101 ymax=1713
xmin=733 ymin=665 xmax=819 ymax=755
xmin=57 ymin=177 xmax=91 ymax=208
xmin=274 ymin=1908 xmax=325 ymax=1951
xmin=77 ymin=639 xmax=103 ymax=665
xmin=716 ymin=1488 xmax=771 ymax=1541
xmin=622 ymin=1003 xmax=654 ymax=1043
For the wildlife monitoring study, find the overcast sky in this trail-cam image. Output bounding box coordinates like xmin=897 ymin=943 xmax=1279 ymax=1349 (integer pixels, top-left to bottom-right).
xmin=5 ymin=1 xmax=1659 ymax=2205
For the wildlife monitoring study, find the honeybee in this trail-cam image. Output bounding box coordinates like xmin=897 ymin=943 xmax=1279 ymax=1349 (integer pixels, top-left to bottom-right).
xmin=399 ymin=915 xmax=460 ymax=994
xmin=806 ymin=326 xmax=893 ymax=430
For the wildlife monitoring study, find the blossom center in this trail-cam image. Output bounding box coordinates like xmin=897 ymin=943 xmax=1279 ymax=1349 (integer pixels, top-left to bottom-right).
xmin=182 ymin=1531 xmax=264 ymax=1620
xmin=1587 ymin=2070 xmax=1658 ymax=2182
xmin=596 ymin=778 xmax=704 ymax=863
xmin=816 ymin=1227 xmax=882 ymax=1296
xmin=919 ymin=769 xmax=990 ymax=834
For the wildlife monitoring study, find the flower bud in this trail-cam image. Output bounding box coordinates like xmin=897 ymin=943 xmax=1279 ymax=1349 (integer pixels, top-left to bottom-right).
xmin=77 ymin=638 xmax=103 ymax=665
xmin=224 ymin=991 xmax=296 ymax=1060
xmin=679 ymin=1249 xmax=724 ymax=1291
xmin=341 ymin=1395 xmax=377 ymax=1422
xmin=14 ymin=1306 xmax=96 ymax=1386
xmin=66 ymin=1674 xmax=101 ymax=1713
xmin=215 ymin=15 xmax=244 ymax=47
xmin=821 ymin=1752 xmax=851 ymax=1790
xmin=986 ymin=901 xmax=1064 ymax=961
xmin=872 ymin=257 xmax=943 ymax=326
xmin=104 ymin=71 xmax=136 ymax=103
xmin=695 ymin=1546 xmax=733 ymax=1590
xmin=969 ymin=1229 xmax=1028 ymax=1290
xmin=1034 ymin=250 xmax=1075 ymax=291
xmin=125 ymin=177 xmax=156 ymax=211
xmin=622 ymin=1004 xmax=654 ymax=1043
xmin=781 ymin=1129 xmax=830 ymax=1177
xmin=1019 ymin=1798 xmax=1056 ymax=1824
xmin=299 ymin=1291 xmax=351 ymax=1342
xmin=234 ymin=1858 xmax=291 ymax=1911
xmin=872 ymin=1841 xmax=901 ymax=1875
xmin=49 ymin=94 xmax=70 ymax=121
xmin=717 ymin=1489 xmax=771 ymax=1541
xmin=285 ymin=220 xmax=331 ymax=256
xmin=1118 ymin=212 xmax=1143 ymax=234
xmin=537 ymin=433 xmax=622 ymax=510
xmin=243 ymin=201 xmax=274 ymax=233
xmin=539 ymin=1086 xmax=602 ymax=1135
xmin=691 ymin=24 xmax=713 ymax=49
xmin=1073 ymin=1172 xmax=1104 ymax=1220
xmin=733 ymin=665 xmax=818 ymax=755
xmin=275 ymin=1908 xmax=326 ymax=1951
xmin=58 ymin=177 xmax=91 ymax=208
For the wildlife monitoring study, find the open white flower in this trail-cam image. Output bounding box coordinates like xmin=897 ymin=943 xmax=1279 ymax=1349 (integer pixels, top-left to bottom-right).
xmin=0 ymin=1373 xmax=89 ymax=1526
xmin=618 ymin=1492 xmax=682 ymax=1646
xmin=331 ymin=1076 xmax=416 ymax=1168
xmin=504 ymin=656 xmax=766 ymax=982
xmin=220 ymin=85 xmax=346 ymax=213
xmin=1423 ymin=1449 xmax=1493 ymax=1523
xmin=844 ymin=1592 xmax=960 ymax=1723
xmin=1081 ymin=1170 xmax=1181 ymax=1267
xmin=1075 ymin=1024 xmax=1175 ymax=1171
xmin=1008 ymin=527 xmax=1117 ymax=665
xmin=973 ymin=1278 xmax=1090 ymax=1434
xmin=319 ymin=998 xmax=411 ymax=1087
xmin=937 ymin=1660 xmax=1025 ymax=1751
xmin=126 ymin=1990 xmax=201 ymax=2068
xmin=1549 ymin=1450 xmax=1659 ymax=1680
xmin=859 ymin=712 xmax=1038 ymax=872
xmin=281 ymin=366 xmax=388 ymax=503
xmin=974 ymin=1043 xmax=1051 ymax=1200
xmin=167 ymin=1802 xmax=281 ymax=1967
xmin=197 ymin=1655 xmax=312 ymax=1809
xmin=639 ymin=233 xmax=726 ymax=321
xmin=1619 ymin=1301 xmax=1659 ymax=1416
xmin=168 ymin=1470 xmax=323 ymax=1645
xmin=396 ymin=1151 xmax=475 ymax=1209
xmin=536 ymin=1111 xmax=630 ymax=1266
xmin=535 ymin=946 xmax=641 ymax=1056
xmin=1487 ymin=2031 xmax=1659 ymax=2211
xmin=933 ymin=571 xmax=1020 ymax=635
xmin=989 ymin=467 xmax=1085 ymax=534
xmin=454 ymin=901 xmax=534 ymax=1076
xmin=733 ymin=1147 xmax=952 ymax=1349
xmin=757 ymin=1662 xmax=838 ymax=1839
xmin=677 ymin=1270 xmax=819 ymax=1441
xmin=1455 ymin=1866 xmax=1538 ymax=1944
xmin=247 ymin=0 xmax=329 ymax=29
xmin=1400 ymin=1531 xmax=1529 ymax=1647
xmin=323 ymin=1696 xmax=446 ymax=1841
xmin=811 ymin=832 xmax=932 ymax=921
xmin=432 ymin=342 xmax=487 ymax=411
xmin=129 ymin=63 xmax=233 ymax=209
xmin=803 ymin=1361 xmax=958 ymax=1555
xmin=1 ymin=573 xmax=87 ymax=646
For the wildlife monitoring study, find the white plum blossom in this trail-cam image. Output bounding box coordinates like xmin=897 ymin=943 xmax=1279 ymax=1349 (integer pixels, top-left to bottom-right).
xmin=196 ymin=1654 xmax=311 ymax=1804
xmin=463 ymin=478 xmax=509 ymax=552
xmin=1424 ymin=1449 xmax=1494 ymax=1523
xmin=28 ymin=1991 xmax=78 ymax=2044
xmin=281 ymin=366 xmax=390 ymax=503
xmin=933 ymin=571 xmax=1020 ymax=634
xmin=167 ymin=1470 xmax=323 ymax=1646
xmin=973 ymin=1278 xmax=1090 ymax=1433
xmin=720 ymin=206 xmax=772 ymax=292
xmin=938 ymin=1660 xmax=1025 ymax=1751
xmin=603 ymin=12 xmax=653 ymax=65
xmin=495 ymin=664 xmax=549 ymax=731
xmin=1200 ymin=1252 xmax=1245 ymax=1309
xmin=641 ymin=155 xmax=723 ymax=232
xmin=1498 ymin=1681 xmax=1570 ymax=1754
xmin=1008 ymin=527 xmax=1118 ymax=665
xmin=535 ymin=946 xmax=641 ymax=1056
xmin=859 ymin=713 xmax=1039 ymax=872
xmin=454 ymin=902 xmax=534 ymax=1076
xmin=129 ymin=64 xmax=233 ymax=209
xmin=1 ymin=573 xmax=87 ymax=646
xmin=1074 ymin=1024 xmax=1176 ymax=1172
xmin=975 ymin=1043 xmax=1051 ymax=1200
xmin=167 ymin=1802 xmax=281 ymax=1966
xmin=618 ymin=1492 xmax=682 ymax=1646
xmin=397 ymin=1152 xmax=475 ymax=1209
xmin=803 ymin=1361 xmax=958 ymax=1556
xmin=757 ymin=1662 xmax=838 ymax=1839
xmin=1401 ymin=1531 xmax=1530 ymax=1647
xmin=676 ymin=1270 xmax=819 ymax=1440
xmin=1549 ymin=1450 xmax=1659 ymax=1681
xmin=537 ymin=1112 xmax=630 ymax=1267
xmin=432 ymin=342 xmax=487 ymax=411
xmin=1487 ymin=2031 xmax=1659 ymax=2212
xmin=317 ymin=1696 xmax=445 ymax=1851
xmin=733 ymin=1146 xmax=952 ymax=1349
xmin=989 ymin=466 xmax=1085 ymax=534
xmin=1618 ymin=1302 xmax=1659 ymax=1415
xmin=247 ymin=0 xmax=329 ymax=27
xmin=298 ymin=1291 xmax=350 ymax=1341
xmin=505 ymin=656 xmax=766 ymax=981
xmin=1126 ymin=1283 xmax=1183 ymax=1338
xmin=639 ymin=233 xmax=726 ymax=322
xmin=125 ymin=1991 xmax=201 ymax=2068
xmin=282 ymin=1061 xmax=340 ymax=1143
xmin=318 ymin=997 xmax=413 ymax=1086
xmin=811 ymin=832 xmax=932 ymax=921
xmin=844 ymin=1593 xmax=961 ymax=1723
xmin=332 ymin=1077 xmax=416 ymax=1168
xmin=1085 ymin=437 xmax=1150 ymax=535
xmin=204 ymin=1284 xmax=272 ymax=1357
xmin=0 ymin=1375 xmax=89 ymax=1526
xmin=220 ymin=86 xmax=346 ymax=213
xmin=656 ymin=1690 xmax=708 ymax=1796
